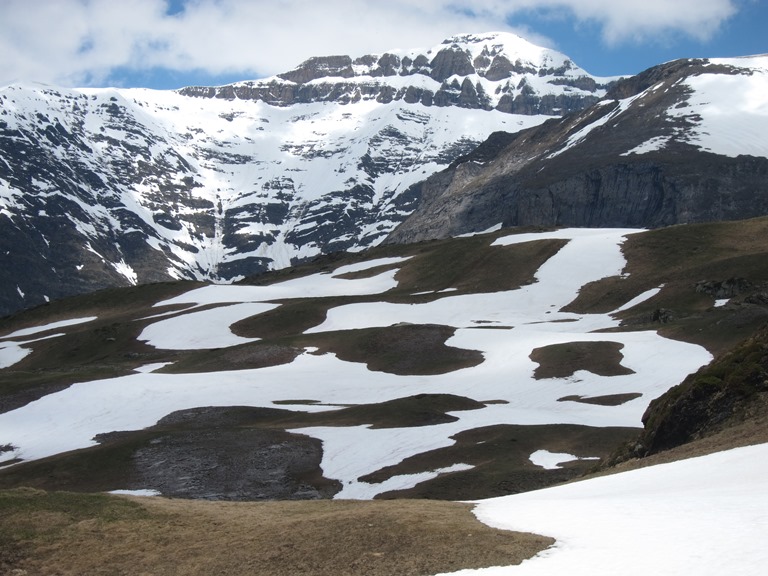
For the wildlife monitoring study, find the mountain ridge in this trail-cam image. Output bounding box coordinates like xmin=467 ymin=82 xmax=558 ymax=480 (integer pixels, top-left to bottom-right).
xmin=2 ymin=35 xmax=768 ymax=320
xmin=178 ymin=31 xmax=613 ymax=114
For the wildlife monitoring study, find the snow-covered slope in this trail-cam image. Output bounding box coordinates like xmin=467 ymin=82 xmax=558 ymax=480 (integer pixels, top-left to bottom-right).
xmin=0 ymin=32 xmax=612 ymax=316
xmin=561 ymin=55 xmax=768 ymax=159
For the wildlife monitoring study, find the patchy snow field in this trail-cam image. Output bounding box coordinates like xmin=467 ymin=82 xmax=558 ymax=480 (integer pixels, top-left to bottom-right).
xmin=437 ymin=442 xmax=768 ymax=576
xmin=0 ymin=229 xmax=712 ymax=498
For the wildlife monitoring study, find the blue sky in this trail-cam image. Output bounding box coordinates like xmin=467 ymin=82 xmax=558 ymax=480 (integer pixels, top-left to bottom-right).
xmin=0 ymin=0 xmax=765 ymax=89
xmin=515 ymin=0 xmax=768 ymax=76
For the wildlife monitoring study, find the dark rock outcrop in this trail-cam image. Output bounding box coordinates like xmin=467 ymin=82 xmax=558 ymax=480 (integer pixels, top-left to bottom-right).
xmin=178 ymin=32 xmax=610 ymax=116
xmin=634 ymin=324 xmax=768 ymax=455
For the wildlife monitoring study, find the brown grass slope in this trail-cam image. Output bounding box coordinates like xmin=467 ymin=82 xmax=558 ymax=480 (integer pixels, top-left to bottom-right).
xmin=0 ymin=488 xmax=553 ymax=576
xmin=566 ymin=216 xmax=768 ymax=356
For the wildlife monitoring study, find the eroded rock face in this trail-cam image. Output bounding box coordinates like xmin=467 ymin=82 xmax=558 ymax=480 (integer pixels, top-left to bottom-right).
xmin=278 ymin=55 xmax=355 ymax=83
xmin=131 ymin=427 xmax=336 ymax=500
xmin=429 ymin=45 xmax=477 ymax=81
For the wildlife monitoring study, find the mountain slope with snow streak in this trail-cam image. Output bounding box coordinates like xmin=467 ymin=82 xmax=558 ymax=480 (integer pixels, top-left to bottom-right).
xmin=388 ymin=55 xmax=768 ymax=243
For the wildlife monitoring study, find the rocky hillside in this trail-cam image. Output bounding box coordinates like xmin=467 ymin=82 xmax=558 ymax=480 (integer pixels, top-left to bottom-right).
xmin=387 ymin=56 xmax=768 ymax=243
xmin=0 ymin=32 xmax=611 ymax=317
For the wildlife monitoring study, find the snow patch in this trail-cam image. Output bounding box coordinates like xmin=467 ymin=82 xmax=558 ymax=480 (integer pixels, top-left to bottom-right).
xmin=0 ymin=341 xmax=31 ymax=369
xmin=108 ymin=489 xmax=162 ymax=497
xmin=529 ymin=449 xmax=599 ymax=470
xmin=0 ymin=229 xmax=713 ymax=493
xmin=139 ymin=303 xmax=277 ymax=350
xmin=1 ymin=316 xmax=97 ymax=339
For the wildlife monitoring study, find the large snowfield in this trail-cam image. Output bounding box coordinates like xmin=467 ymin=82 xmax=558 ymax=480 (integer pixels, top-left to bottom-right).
xmin=1 ymin=227 xmax=765 ymax=573
xmin=437 ymin=442 xmax=768 ymax=576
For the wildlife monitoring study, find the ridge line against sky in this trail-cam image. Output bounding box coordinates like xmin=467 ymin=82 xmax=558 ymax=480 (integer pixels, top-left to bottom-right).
xmin=0 ymin=0 xmax=766 ymax=90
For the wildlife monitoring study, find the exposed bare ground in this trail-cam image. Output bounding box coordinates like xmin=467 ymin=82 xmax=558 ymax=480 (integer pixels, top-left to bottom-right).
xmin=529 ymin=341 xmax=635 ymax=379
xmin=1 ymin=491 xmax=553 ymax=576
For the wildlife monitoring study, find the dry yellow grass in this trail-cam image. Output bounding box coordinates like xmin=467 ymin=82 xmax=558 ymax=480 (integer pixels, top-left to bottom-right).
xmin=1 ymin=492 xmax=553 ymax=576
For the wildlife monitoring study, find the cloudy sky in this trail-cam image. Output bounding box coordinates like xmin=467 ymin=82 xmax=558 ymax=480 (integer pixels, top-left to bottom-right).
xmin=0 ymin=0 xmax=765 ymax=89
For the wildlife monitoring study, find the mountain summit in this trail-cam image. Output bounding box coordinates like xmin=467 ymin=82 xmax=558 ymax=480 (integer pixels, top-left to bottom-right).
xmin=180 ymin=31 xmax=609 ymax=114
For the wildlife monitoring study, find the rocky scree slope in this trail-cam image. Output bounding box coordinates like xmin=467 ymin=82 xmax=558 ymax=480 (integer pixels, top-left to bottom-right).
xmin=387 ymin=56 xmax=768 ymax=243
xmin=0 ymin=32 xmax=611 ymax=317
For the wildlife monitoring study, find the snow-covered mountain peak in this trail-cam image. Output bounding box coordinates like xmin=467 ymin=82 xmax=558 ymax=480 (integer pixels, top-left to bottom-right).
xmin=181 ymin=31 xmax=613 ymax=112
xmin=0 ymin=32 xmax=615 ymax=316
xmin=439 ymin=30 xmax=580 ymax=75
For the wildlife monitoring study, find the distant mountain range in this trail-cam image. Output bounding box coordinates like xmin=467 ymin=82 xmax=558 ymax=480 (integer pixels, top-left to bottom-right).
xmin=1 ymin=32 xmax=767 ymax=316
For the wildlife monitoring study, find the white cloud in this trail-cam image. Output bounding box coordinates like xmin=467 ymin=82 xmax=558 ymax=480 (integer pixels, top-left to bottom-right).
xmin=545 ymin=0 xmax=738 ymax=44
xmin=0 ymin=0 xmax=738 ymax=87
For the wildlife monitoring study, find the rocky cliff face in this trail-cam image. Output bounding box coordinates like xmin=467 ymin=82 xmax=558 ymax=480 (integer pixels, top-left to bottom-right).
xmin=0 ymin=32 xmax=612 ymax=317
xmin=386 ymin=57 xmax=768 ymax=243
xmin=179 ymin=32 xmax=610 ymax=115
